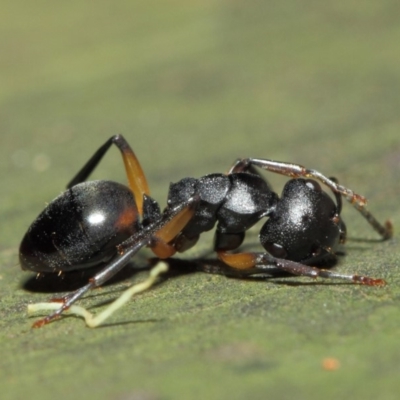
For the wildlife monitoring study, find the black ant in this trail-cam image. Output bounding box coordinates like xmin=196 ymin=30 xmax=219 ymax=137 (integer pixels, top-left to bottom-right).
xmin=20 ymin=135 xmax=393 ymax=327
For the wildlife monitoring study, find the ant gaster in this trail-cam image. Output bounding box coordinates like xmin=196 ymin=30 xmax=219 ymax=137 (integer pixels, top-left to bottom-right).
xmin=20 ymin=135 xmax=393 ymax=327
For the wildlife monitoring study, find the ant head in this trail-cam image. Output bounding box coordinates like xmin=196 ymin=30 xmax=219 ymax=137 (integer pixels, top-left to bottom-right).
xmin=259 ymin=179 xmax=346 ymax=263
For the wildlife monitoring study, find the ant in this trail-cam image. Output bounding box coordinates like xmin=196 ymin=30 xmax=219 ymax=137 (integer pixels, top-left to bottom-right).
xmin=20 ymin=135 xmax=393 ymax=327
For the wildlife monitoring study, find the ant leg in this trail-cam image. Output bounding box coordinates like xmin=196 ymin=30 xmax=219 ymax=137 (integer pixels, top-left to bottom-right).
xmin=226 ymin=160 xmax=273 ymax=191
xmin=328 ymin=177 xmax=343 ymax=213
xmin=230 ymin=158 xmax=392 ymax=240
xmin=217 ymin=251 xmax=386 ymax=286
xmin=230 ymin=158 xmax=366 ymax=204
xmin=328 ymin=177 xmax=347 ymax=243
xmin=29 ymin=262 xmax=169 ymax=328
xmin=31 ymin=238 xmax=148 ymax=328
xmin=149 ymin=196 xmax=198 ymax=258
xmin=351 ymin=202 xmax=393 ymax=240
xmin=31 ymin=199 xmax=197 ymax=327
xmin=67 ymin=134 xmax=150 ymax=215
xmin=328 ymin=176 xmax=392 ymax=240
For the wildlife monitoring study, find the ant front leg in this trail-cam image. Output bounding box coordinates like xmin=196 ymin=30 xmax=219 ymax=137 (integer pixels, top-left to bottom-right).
xmin=217 ymin=251 xmax=386 ymax=286
xmin=31 ymin=199 xmax=197 ymax=327
xmin=229 ymin=158 xmax=364 ymax=203
xmin=230 ymin=158 xmax=393 ymax=240
xmin=67 ymin=134 xmax=150 ymax=215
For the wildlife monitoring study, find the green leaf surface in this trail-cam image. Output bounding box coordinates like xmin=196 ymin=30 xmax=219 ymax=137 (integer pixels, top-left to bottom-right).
xmin=1 ymin=1 xmax=400 ymax=399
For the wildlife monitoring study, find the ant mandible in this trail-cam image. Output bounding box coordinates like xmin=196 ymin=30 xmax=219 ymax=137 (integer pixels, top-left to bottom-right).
xmin=20 ymin=135 xmax=393 ymax=327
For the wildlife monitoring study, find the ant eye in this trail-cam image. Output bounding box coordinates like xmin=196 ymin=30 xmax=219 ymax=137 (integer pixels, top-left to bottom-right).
xmin=305 ymin=180 xmax=321 ymax=191
xmin=264 ymin=242 xmax=287 ymax=258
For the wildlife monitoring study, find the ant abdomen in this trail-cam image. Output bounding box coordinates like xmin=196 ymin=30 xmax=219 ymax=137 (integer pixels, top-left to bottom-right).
xmin=20 ymin=180 xmax=139 ymax=273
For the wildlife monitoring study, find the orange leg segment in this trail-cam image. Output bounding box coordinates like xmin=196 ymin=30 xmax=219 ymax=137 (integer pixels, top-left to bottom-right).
xmin=66 ymin=135 xmax=150 ymax=216
xmin=150 ymin=201 xmax=196 ymax=258
xmin=217 ymin=250 xmax=258 ymax=270
xmin=116 ymin=137 xmax=150 ymax=215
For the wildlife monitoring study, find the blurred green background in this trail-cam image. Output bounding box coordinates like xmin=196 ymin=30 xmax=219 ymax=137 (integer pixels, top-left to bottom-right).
xmin=1 ymin=1 xmax=400 ymax=399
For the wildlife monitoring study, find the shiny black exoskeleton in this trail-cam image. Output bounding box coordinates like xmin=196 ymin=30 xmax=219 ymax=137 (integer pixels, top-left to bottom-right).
xmin=259 ymin=178 xmax=346 ymax=263
xmin=20 ymin=135 xmax=392 ymax=326
xmin=20 ymin=180 xmax=140 ymax=272
xmin=166 ymin=172 xmax=277 ymax=253
xmin=165 ymin=174 xmax=345 ymax=266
